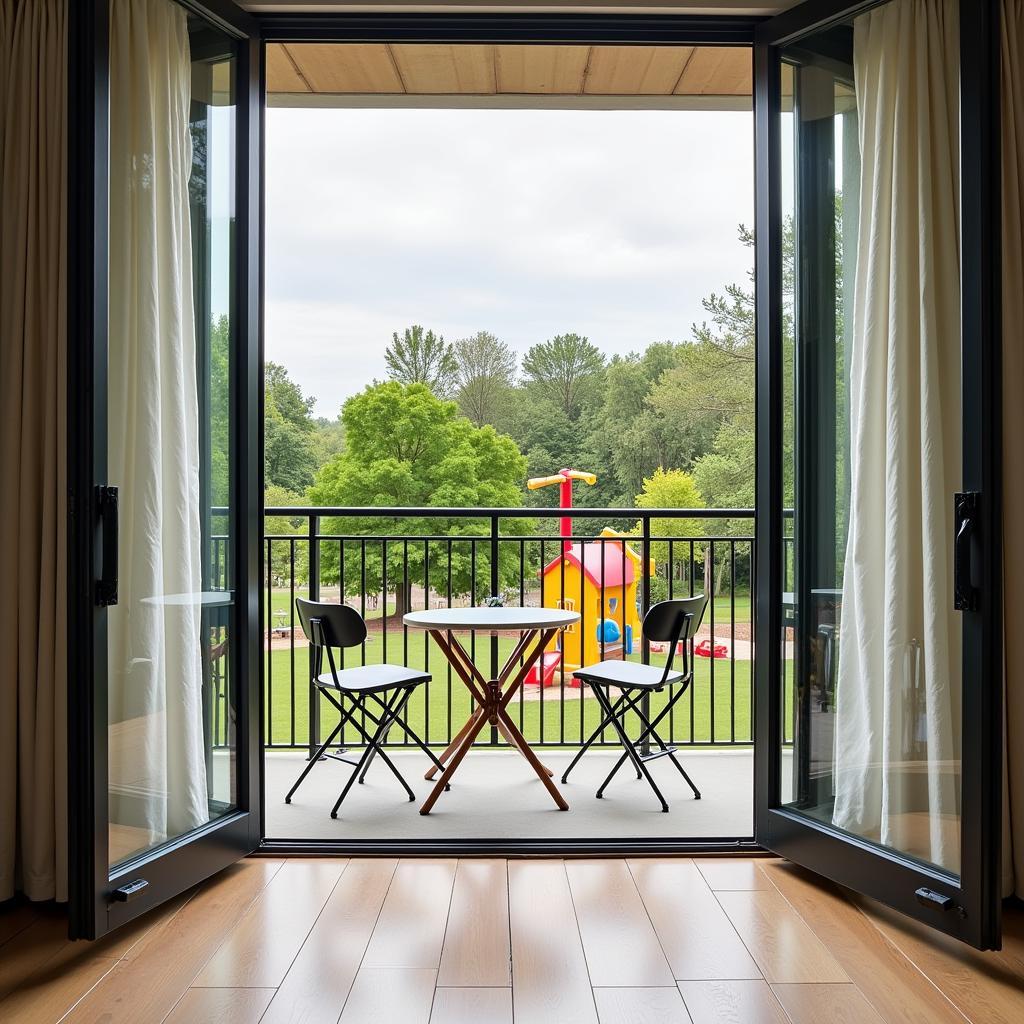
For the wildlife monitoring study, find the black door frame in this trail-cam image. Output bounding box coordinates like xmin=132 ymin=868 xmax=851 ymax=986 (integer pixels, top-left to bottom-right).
xmin=753 ymin=0 xmax=1003 ymax=950
xmin=67 ymin=0 xmax=264 ymax=940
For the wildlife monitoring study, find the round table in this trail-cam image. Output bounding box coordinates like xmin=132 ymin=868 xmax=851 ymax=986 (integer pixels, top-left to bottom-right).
xmin=403 ymin=606 xmax=579 ymax=814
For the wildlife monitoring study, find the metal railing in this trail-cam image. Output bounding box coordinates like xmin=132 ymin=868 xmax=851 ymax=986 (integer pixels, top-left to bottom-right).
xmin=246 ymin=505 xmax=793 ymax=753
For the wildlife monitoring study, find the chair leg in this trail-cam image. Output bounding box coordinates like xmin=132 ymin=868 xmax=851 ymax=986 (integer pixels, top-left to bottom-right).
xmin=560 ymin=688 xmax=630 ymax=784
xmin=591 ymin=684 xmax=669 ymax=812
xmin=357 ymin=690 xmax=407 ymax=783
xmin=364 ymin=687 xmax=450 ymax=788
xmin=284 ymin=720 xmax=343 ymax=803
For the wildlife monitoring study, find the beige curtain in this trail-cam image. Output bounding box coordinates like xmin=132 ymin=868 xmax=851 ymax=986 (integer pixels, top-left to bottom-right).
xmin=0 ymin=0 xmax=68 ymax=902
xmin=833 ymin=0 xmax=962 ymax=874
xmin=1002 ymin=0 xmax=1024 ymax=901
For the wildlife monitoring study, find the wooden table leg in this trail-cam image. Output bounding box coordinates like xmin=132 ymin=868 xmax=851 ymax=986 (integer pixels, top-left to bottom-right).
xmin=425 ymin=708 xmax=483 ymax=781
xmin=496 ymin=717 xmax=554 ymax=777
xmin=420 ymin=707 xmax=490 ymax=815
xmin=498 ymin=707 xmax=568 ymax=810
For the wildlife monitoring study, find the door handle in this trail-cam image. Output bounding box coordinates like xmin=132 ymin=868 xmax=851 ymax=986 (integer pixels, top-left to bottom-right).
xmin=96 ymin=485 xmax=118 ymax=607
xmin=953 ymin=492 xmax=980 ymax=612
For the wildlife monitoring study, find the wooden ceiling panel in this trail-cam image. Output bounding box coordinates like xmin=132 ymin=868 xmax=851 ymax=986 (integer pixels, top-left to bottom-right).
xmin=495 ymin=45 xmax=590 ymax=94
xmin=390 ymin=44 xmax=496 ymax=94
xmin=286 ymin=43 xmax=403 ymax=94
xmin=583 ymin=45 xmax=694 ymax=95
xmin=266 ymin=44 xmax=309 ymax=93
xmin=674 ymin=46 xmax=752 ymax=96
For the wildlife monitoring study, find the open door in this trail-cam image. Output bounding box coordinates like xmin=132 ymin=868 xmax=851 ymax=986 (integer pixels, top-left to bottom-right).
xmin=754 ymin=0 xmax=1003 ymax=949
xmin=67 ymin=0 xmax=263 ymax=939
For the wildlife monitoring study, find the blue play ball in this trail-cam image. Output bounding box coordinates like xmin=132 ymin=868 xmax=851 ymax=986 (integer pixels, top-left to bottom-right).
xmin=597 ymin=619 xmax=621 ymax=642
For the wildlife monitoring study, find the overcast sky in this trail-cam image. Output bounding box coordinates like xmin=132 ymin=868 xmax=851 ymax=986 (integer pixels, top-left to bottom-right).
xmin=265 ymin=106 xmax=754 ymax=419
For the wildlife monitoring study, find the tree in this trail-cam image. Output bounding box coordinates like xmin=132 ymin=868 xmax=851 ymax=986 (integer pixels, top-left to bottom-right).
xmin=308 ymin=382 xmax=529 ymax=618
xmin=264 ymin=361 xmax=320 ymax=493
xmin=453 ymin=331 xmax=518 ymax=426
xmin=384 ymin=325 xmax=457 ymax=397
xmin=522 ymin=333 xmax=605 ymax=420
xmin=635 ymin=468 xmax=710 ymax=600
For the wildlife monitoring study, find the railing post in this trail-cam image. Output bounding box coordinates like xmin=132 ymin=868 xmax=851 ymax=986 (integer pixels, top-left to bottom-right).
xmin=641 ymin=514 xmax=652 ymax=756
xmin=307 ymin=514 xmax=321 ymax=760
xmin=490 ymin=514 xmax=500 ymax=746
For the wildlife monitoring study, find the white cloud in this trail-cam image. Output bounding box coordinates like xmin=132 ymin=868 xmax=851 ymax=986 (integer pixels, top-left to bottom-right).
xmin=266 ymin=106 xmax=753 ymax=417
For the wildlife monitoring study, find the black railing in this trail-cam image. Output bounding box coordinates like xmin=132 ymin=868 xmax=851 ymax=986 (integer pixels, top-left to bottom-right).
xmin=240 ymin=505 xmax=794 ymax=753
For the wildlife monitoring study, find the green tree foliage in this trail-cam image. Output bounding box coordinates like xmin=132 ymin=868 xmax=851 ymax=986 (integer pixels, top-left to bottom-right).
xmin=521 ymin=333 xmax=605 ymax=420
xmin=308 ymin=382 xmax=529 ymax=616
xmin=264 ymin=361 xmax=321 ymax=493
xmin=453 ymin=331 xmax=518 ymax=427
xmin=384 ymin=325 xmax=457 ymax=397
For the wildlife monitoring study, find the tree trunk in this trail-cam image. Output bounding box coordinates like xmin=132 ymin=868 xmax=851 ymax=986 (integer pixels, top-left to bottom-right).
xmin=392 ymin=579 xmax=414 ymax=625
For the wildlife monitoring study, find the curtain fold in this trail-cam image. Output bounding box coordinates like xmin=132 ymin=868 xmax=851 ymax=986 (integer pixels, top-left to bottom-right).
xmin=0 ymin=0 xmax=68 ymax=904
xmin=833 ymin=0 xmax=962 ymax=874
xmin=107 ymin=0 xmax=208 ymax=845
xmin=1001 ymin=0 xmax=1024 ymax=901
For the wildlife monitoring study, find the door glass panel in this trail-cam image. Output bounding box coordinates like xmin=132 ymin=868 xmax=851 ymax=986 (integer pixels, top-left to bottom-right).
xmin=106 ymin=0 xmax=238 ymax=867
xmin=779 ymin=0 xmax=962 ymax=876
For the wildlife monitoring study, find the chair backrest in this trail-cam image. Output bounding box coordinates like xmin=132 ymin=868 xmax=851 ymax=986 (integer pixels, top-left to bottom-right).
xmin=643 ymin=596 xmax=708 ymax=643
xmin=295 ymin=598 xmax=367 ymax=650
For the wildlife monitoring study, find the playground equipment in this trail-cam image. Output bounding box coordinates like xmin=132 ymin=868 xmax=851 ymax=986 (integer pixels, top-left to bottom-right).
xmin=526 ymin=469 xmax=651 ymax=676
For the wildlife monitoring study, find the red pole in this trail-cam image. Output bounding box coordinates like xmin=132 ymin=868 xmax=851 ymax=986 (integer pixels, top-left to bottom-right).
xmin=560 ymin=469 xmax=573 ymax=551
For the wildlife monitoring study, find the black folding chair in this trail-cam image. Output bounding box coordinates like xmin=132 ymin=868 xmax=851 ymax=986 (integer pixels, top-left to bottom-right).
xmin=287 ymin=598 xmax=447 ymax=818
xmin=562 ymin=595 xmax=708 ymax=812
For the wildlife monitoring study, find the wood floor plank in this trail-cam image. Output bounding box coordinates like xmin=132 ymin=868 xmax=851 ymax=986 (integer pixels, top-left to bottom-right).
xmin=362 ymin=859 xmax=457 ymax=969
xmin=762 ymin=861 xmax=967 ymax=1024
xmin=593 ymin=986 xmax=692 ymax=1024
xmin=0 ymin=914 xmax=75 ymax=1001
xmin=430 ymin=987 xmax=513 ymax=1024
xmin=0 ymin=903 xmax=39 ymax=948
xmin=773 ymin=982 xmax=885 ymax=1023
xmin=854 ymin=894 xmax=1024 ymax=1024
xmin=566 ymin=859 xmax=674 ymax=987
xmin=337 ymin=967 xmax=437 ymax=1024
xmin=62 ymin=859 xmax=284 ymax=1024
xmin=194 ymin=858 xmax=345 ymax=988
xmin=508 ymin=860 xmax=598 ymax=1024
xmin=678 ymin=980 xmax=789 ymax=1024
xmin=262 ymin=858 xmax=398 ymax=1024
xmin=715 ymin=888 xmax=849 ymax=984
xmin=627 ymin=859 xmax=761 ymax=981
xmin=437 ymin=859 xmax=511 ymax=987
xmin=695 ymin=858 xmax=771 ymax=891
xmin=163 ymin=986 xmax=276 ymax=1024
xmin=0 ymin=949 xmax=119 ymax=1024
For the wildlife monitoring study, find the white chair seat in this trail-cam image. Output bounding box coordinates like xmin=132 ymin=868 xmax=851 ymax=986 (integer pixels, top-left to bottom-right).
xmin=316 ymin=663 xmax=430 ymax=694
xmin=573 ymin=659 xmax=682 ymax=689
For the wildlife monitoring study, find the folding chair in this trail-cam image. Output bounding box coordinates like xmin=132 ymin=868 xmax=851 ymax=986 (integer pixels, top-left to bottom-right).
xmin=287 ymin=598 xmax=447 ymax=818
xmin=562 ymin=595 xmax=708 ymax=812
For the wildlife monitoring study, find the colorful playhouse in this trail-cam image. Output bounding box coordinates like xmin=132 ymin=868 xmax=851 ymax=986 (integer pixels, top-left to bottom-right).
xmin=540 ymin=527 xmax=646 ymax=672
xmin=524 ymin=469 xmax=651 ymax=682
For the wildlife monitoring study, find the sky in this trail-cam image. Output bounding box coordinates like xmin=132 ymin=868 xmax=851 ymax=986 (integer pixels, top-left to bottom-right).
xmin=265 ymin=106 xmax=754 ymax=419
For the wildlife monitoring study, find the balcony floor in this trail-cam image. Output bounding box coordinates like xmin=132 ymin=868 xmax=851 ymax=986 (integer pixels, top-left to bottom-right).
xmin=264 ymin=747 xmax=754 ymax=842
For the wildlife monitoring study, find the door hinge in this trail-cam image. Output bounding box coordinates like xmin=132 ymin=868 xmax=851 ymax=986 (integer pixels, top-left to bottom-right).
xmin=111 ymin=878 xmax=149 ymax=903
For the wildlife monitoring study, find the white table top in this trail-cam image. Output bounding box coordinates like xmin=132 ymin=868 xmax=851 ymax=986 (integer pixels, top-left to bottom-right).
xmin=404 ymin=607 xmax=579 ymax=631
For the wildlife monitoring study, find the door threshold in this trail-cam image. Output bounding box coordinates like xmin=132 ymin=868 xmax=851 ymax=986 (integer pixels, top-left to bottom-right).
xmin=258 ymin=836 xmax=763 ymax=857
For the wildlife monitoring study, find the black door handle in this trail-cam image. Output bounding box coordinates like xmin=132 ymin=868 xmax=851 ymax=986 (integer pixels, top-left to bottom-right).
xmin=96 ymin=485 xmax=118 ymax=607
xmin=953 ymin=492 xmax=979 ymax=612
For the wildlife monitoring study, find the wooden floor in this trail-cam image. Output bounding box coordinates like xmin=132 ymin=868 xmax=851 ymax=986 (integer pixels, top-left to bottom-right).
xmin=1 ymin=857 xmax=1023 ymax=1023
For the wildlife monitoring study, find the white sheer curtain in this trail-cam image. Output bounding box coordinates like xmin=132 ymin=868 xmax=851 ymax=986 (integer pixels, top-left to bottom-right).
xmin=833 ymin=0 xmax=962 ymax=873
xmin=107 ymin=0 xmax=208 ymax=844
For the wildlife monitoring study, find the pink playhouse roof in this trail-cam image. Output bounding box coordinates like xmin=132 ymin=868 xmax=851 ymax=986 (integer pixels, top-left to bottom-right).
xmin=541 ymin=540 xmax=636 ymax=589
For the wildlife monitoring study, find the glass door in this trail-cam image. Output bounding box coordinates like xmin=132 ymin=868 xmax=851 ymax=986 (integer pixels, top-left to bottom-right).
xmin=753 ymin=0 xmax=1003 ymax=949
xmin=68 ymin=0 xmax=263 ymax=939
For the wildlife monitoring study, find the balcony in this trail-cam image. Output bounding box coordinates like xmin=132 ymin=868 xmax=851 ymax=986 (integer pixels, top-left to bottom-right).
xmin=228 ymin=505 xmax=791 ymax=844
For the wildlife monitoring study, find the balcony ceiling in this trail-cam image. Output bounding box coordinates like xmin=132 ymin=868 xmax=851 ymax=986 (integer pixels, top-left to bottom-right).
xmin=267 ymin=42 xmax=752 ymax=100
